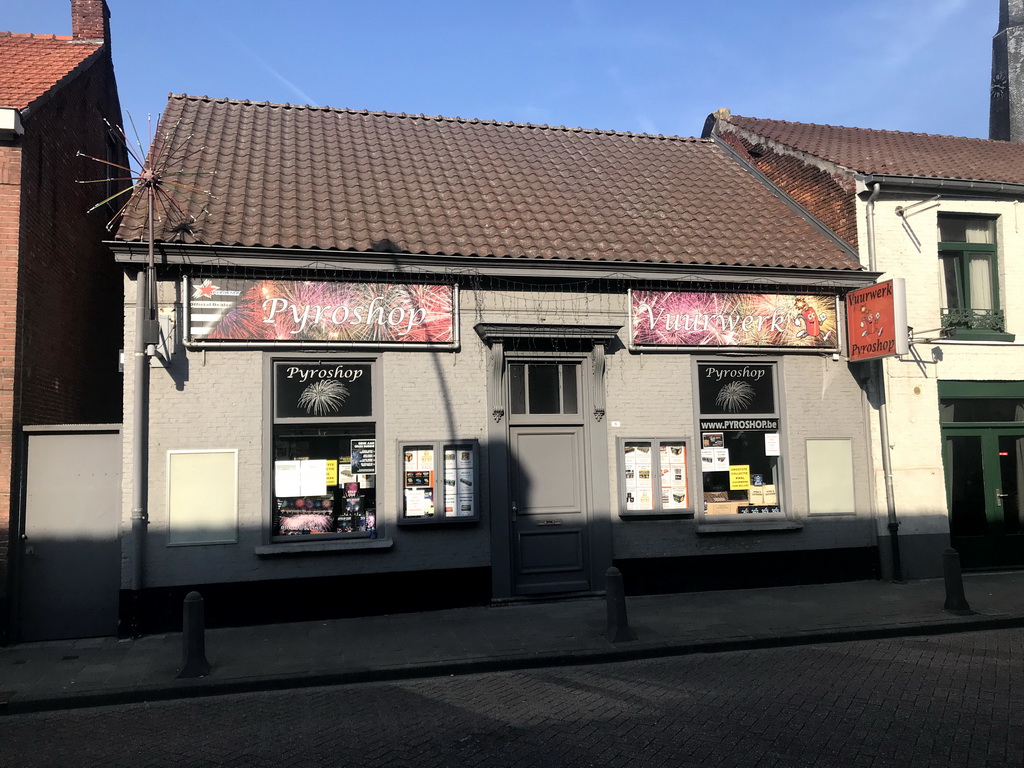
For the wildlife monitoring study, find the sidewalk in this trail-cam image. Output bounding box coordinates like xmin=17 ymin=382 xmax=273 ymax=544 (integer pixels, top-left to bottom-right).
xmin=2 ymin=571 xmax=1022 ymax=715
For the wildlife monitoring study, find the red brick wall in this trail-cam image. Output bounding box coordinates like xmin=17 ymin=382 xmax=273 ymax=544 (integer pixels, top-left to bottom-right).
xmin=1 ymin=45 xmax=126 ymax=639
xmin=0 ymin=144 xmax=21 ymax=610
xmin=718 ymin=129 xmax=860 ymax=248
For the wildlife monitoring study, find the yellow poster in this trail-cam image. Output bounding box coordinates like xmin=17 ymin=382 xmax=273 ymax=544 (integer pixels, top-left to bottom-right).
xmin=729 ymin=464 xmax=751 ymax=490
xmin=325 ymin=460 xmax=338 ymax=487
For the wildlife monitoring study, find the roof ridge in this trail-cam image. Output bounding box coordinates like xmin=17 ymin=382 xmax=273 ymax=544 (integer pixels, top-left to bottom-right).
xmin=731 ymin=114 xmax=991 ymax=143
xmin=0 ymin=32 xmax=80 ymax=42
xmin=167 ymin=93 xmax=708 ymax=143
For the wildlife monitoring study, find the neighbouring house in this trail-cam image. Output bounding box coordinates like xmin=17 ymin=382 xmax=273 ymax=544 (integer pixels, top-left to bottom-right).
xmin=109 ymin=94 xmax=884 ymax=634
xmin=1 ymin=0 xmax=126 ymax=642
xmin=704 ymin=107 xmax=1024 ymax=578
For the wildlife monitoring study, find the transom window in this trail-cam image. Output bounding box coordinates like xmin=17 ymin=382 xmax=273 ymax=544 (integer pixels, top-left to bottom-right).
xmin=938 ymin=215 xmax=1004 ymax=335
xmin=508 ymin=363 xmax=579 ymax=416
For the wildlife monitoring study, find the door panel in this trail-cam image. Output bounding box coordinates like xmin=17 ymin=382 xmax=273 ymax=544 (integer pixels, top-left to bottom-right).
xmin=20 ymin=431 xmax=121 ymax=640
xmin=510 ymin=426 xmax=590 ymax=594
xmin=946 ymin=429 xmax=1024 ymax=568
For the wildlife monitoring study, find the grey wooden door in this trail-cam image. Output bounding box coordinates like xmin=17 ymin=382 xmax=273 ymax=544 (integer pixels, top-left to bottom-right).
xmin=19 ymin=428 xmax=121 ymax=640
xmin=506 ymin=360 xmax=591 ymax=595
xmin=510 ymin=425 xmax=590 ymax=594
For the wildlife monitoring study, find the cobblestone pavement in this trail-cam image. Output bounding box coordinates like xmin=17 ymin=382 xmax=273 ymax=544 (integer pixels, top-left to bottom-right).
xmin=1 ymin=628 xmax=1020 ymax=768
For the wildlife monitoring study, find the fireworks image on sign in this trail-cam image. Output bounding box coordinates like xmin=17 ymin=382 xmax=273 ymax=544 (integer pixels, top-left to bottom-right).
xmin=716 ymin=381 xmax=756 ymax=413
xmin=297 ymin=379 xmax=350 ymax=416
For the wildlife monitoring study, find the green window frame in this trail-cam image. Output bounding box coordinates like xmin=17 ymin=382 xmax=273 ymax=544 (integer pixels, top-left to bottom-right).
xmin=937 ymin=214 xmax=1008 ymax=338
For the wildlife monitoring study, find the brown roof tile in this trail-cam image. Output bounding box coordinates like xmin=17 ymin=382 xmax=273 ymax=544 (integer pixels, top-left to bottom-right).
xmin=727 ymin=114 xmax=1024 ymax=184
xmin=0 ymin=33 xmax=101 ymax=110
xmin=117 ymin=95 xmax=862 ymax=271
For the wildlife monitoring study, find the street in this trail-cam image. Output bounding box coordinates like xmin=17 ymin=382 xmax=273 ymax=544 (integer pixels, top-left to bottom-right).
xmin=1 ymin=628 xmax=1020 ymax=768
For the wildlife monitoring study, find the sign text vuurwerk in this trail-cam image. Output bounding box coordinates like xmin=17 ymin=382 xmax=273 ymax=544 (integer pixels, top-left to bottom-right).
xmin=630 ymin=290 xmax=839 ymax=349
xmin=187 ymin=278 xmax=456 ymax=346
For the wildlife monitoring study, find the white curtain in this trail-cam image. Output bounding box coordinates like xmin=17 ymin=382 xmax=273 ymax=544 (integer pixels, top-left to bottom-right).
xmin=964 ymin=219 xmax=994 ymax=243
xmin=969 ymin=255 xmax=993 ymax=310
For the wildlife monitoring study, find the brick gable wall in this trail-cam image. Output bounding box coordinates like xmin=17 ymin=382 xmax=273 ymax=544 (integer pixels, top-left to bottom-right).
xmin=718 ymin=129 xmax=860 ymax=249
xmin=0 ymin=145 xmax=21 ymax=609
xmin=1 ymin=46 xmax=126 ymax=640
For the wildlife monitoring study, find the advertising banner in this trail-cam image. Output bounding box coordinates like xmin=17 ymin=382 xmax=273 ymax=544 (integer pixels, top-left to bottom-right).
xmin=845 ymin=279 xmax=909 ymax=362
xmin=630 ymin=290 xmax=838 ymax=349
xmin=188 ymin=278 xmax=456 ymax=345
xmin=274 ymin=361 xmax=372 ymax=420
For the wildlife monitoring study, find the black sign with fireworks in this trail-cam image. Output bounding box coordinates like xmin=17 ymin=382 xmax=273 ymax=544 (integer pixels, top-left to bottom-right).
xmin=274 ymin=362 xmax=372 ymax=420
xmin=697 ymin=363 xmax=775 ymax=416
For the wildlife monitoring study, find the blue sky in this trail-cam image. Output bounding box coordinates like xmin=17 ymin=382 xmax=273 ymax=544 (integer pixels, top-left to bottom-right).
xmin=5 ymin=0 xmax=999 ymax=147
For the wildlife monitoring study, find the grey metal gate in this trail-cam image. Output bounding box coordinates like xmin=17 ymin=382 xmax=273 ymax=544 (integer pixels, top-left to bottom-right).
xmin=17 ymin=425 xmax=121 ymax=641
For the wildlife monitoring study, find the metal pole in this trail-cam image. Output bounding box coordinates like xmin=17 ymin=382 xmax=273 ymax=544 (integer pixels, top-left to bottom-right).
xmin=942 ymin=548 xmax=973 ymax=615
xmin=605 ymin=567 xmax=636 ymax=643
xmin=178 ymin=591 xmax=211 ymax=678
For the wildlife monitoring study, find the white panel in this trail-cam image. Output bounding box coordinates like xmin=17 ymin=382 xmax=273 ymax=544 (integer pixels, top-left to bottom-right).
xmin=806 ymin=439 xmax=855 ymax=515
xmin=168 ymin=450 xmax=238 ymax=545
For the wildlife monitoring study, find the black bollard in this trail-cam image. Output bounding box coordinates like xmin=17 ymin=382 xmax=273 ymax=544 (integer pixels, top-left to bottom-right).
xmin=178 ymin=591 xmax=212 ymax=678
xmin=605 ymin=567 xmax=637 ymax=642
xmin=942 ymin=548 xmax=973 ymax=615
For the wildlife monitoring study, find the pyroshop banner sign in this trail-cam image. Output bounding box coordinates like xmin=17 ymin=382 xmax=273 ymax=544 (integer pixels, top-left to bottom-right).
xmin=630 ymin=290 xmax=839 ymax=349
xmin=186 ymin=278 xmax=457 ymax=346
xmin=845 ymin=278 xmax=909 ymax=362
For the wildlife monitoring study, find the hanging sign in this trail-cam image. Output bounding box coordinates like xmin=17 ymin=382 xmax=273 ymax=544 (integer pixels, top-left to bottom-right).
xmin=630 ymin=290 xmax=838 ymax=349
xmin=845 ymin=279 xmax=909 ymax=362
xmin=187 ymin=278 xmax=456 ymax=346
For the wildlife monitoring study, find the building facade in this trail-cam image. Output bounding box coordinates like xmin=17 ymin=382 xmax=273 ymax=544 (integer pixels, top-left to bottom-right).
xmin=110 ymin=96 xmax=882 ymax=632
xmin=707 ymin=110 xmax=1024 ymax=578
xmin=1 ymin=0 xmax=126 ymax=643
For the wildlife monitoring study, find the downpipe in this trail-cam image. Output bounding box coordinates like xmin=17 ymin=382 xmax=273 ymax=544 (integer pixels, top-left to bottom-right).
xmin=865 ymin=182 xmax=903 ymax=581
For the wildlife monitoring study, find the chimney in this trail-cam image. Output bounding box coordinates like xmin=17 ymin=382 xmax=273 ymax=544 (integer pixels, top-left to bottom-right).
xmin=71 ymin=0 xmax=110 ymax=45
xmin=990 ymin=0 xmax=1024 ymax=140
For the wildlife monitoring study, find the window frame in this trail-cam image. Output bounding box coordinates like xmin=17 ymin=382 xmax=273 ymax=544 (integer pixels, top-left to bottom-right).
xmin=263 ymin=354 xmax=386 ymax=547
xmin=937 ymin=214 xmax=1009 ymax=338
xmin=396 ymin=439 xmax=482 ymax=525
xmin=692 ymin=359 xmax=791 ymax=526
xmin=615 ymin=437 xmax=694 ymax=518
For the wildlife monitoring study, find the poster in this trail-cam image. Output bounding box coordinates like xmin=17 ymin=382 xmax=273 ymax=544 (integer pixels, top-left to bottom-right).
xmin=713 ymin=448 xmax=730 ymax=470
xmin=454 ymin=446 xmax=475 ymax=517
xmin=660 ymin=443 xmax=688 ymax=509
xmin=404 ymin=488 xmax=434 ymax=517
xmin=624 ymin=443 xmax=654 ymax=510
xmin=700 ymin=447 xmax=716 ymax=473
xmin=351 ymin=440 xmax=376 ymax=474
xmin=274 ymin=460 xmax=302 ymax=497
xmin=729 ymin=464 xmax=751 ymax=491
xmin=325 ymin=459 xmax=338 ymax=487
xmin=765 ymin=433 xmax=781 ymax=456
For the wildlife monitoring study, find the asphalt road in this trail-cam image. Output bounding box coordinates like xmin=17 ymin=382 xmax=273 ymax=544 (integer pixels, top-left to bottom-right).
xmin=1 ymin=628 xmax=1021 ymax=768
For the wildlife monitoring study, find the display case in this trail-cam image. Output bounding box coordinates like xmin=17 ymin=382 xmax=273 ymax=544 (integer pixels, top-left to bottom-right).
xmin=616 ymin=437 xmax=693 ymax=517
xmin=397 ymin=439 xmax=481 ymax=525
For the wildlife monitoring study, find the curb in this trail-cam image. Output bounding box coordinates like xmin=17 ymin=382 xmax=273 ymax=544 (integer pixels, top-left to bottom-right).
xmin=4 ymin=614 xmax=1023 ymax=716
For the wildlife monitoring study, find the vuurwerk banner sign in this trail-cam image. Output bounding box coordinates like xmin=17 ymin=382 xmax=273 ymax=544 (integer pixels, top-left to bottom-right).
xmin=630 ymin=290 xmax=839 ymax=349
xmin=187 ymin=278 xmax=456 ymax=346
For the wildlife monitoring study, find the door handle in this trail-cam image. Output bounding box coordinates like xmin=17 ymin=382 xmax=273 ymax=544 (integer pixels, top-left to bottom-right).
xmin=511 ymin=502 xmax=518 ymax=521
xmin=996 ymin=489 xmax=1008 ymax=506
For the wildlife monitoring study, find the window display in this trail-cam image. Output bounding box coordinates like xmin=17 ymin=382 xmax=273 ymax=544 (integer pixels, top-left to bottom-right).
xmin=697 ymin=362 xmax=785 ymax=518
xmin=399 ymin=440 xmax=480 ymax=524
xmin=271 ymin=358 xmax=379 ymax=541
xmin=273 ymin=427 xmax=377 ymax=537
xmin=617 ymin=438 xmax=691 ymax=516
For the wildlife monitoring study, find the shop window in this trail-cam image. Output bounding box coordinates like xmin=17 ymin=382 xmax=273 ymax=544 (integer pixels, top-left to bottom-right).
xmin=616 ymin=438 xmax=692 ymax=517
xmin=938 ymin=215 xmax=1006 ymax=337
xmin=398 ymin=440 xmax=480 ymax=525
xmin=271 ymin=359 xmax=378 ymax=541
xmin=696 ymin=362 xmax=785 ymax=519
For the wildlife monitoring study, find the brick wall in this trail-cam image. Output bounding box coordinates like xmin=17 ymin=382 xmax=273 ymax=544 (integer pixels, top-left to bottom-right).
xmin=128 ymin=282 xmax=875 ymax=589
xmin=718 ymin=129 xmax=860 ymax=248
xmin=2 ymin=45 xmax=126 ymax=637
xmin=0 ymin=144 xmax=22 ymax=603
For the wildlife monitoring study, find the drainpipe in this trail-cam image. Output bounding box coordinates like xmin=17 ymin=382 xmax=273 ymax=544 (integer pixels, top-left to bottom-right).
xmin=865 ymin=182 xmax=903 ymax=581
xmin=129 ymin=189 xmax=155 ymax=631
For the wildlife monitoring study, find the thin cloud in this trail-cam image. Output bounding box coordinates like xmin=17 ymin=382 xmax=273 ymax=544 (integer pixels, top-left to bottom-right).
xmin=226 ymin=32 xmax=318 ymax=106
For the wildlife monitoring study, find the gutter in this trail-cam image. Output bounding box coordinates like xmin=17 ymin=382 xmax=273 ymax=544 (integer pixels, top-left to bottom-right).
xmin=863 ymin=180 xmax=902 ymax=582
xmin=856 ymin=173 xmax=1024 ymax=199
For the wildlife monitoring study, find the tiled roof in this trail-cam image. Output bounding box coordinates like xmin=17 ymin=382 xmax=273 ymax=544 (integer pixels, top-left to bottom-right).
xmin=726 ymin=115 xmax=1024 ymax=184
xmin=0 ymin=33 xmax=101 ymax=110
xmin=116 ymin=95 xmax=862 ymax=272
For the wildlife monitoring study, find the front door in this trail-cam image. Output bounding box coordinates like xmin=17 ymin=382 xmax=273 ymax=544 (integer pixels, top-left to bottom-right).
xmin=507 ymin=361 xmax=592 ymax=595
xmin=945 ymin=429 xmax=1024 ymax=568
